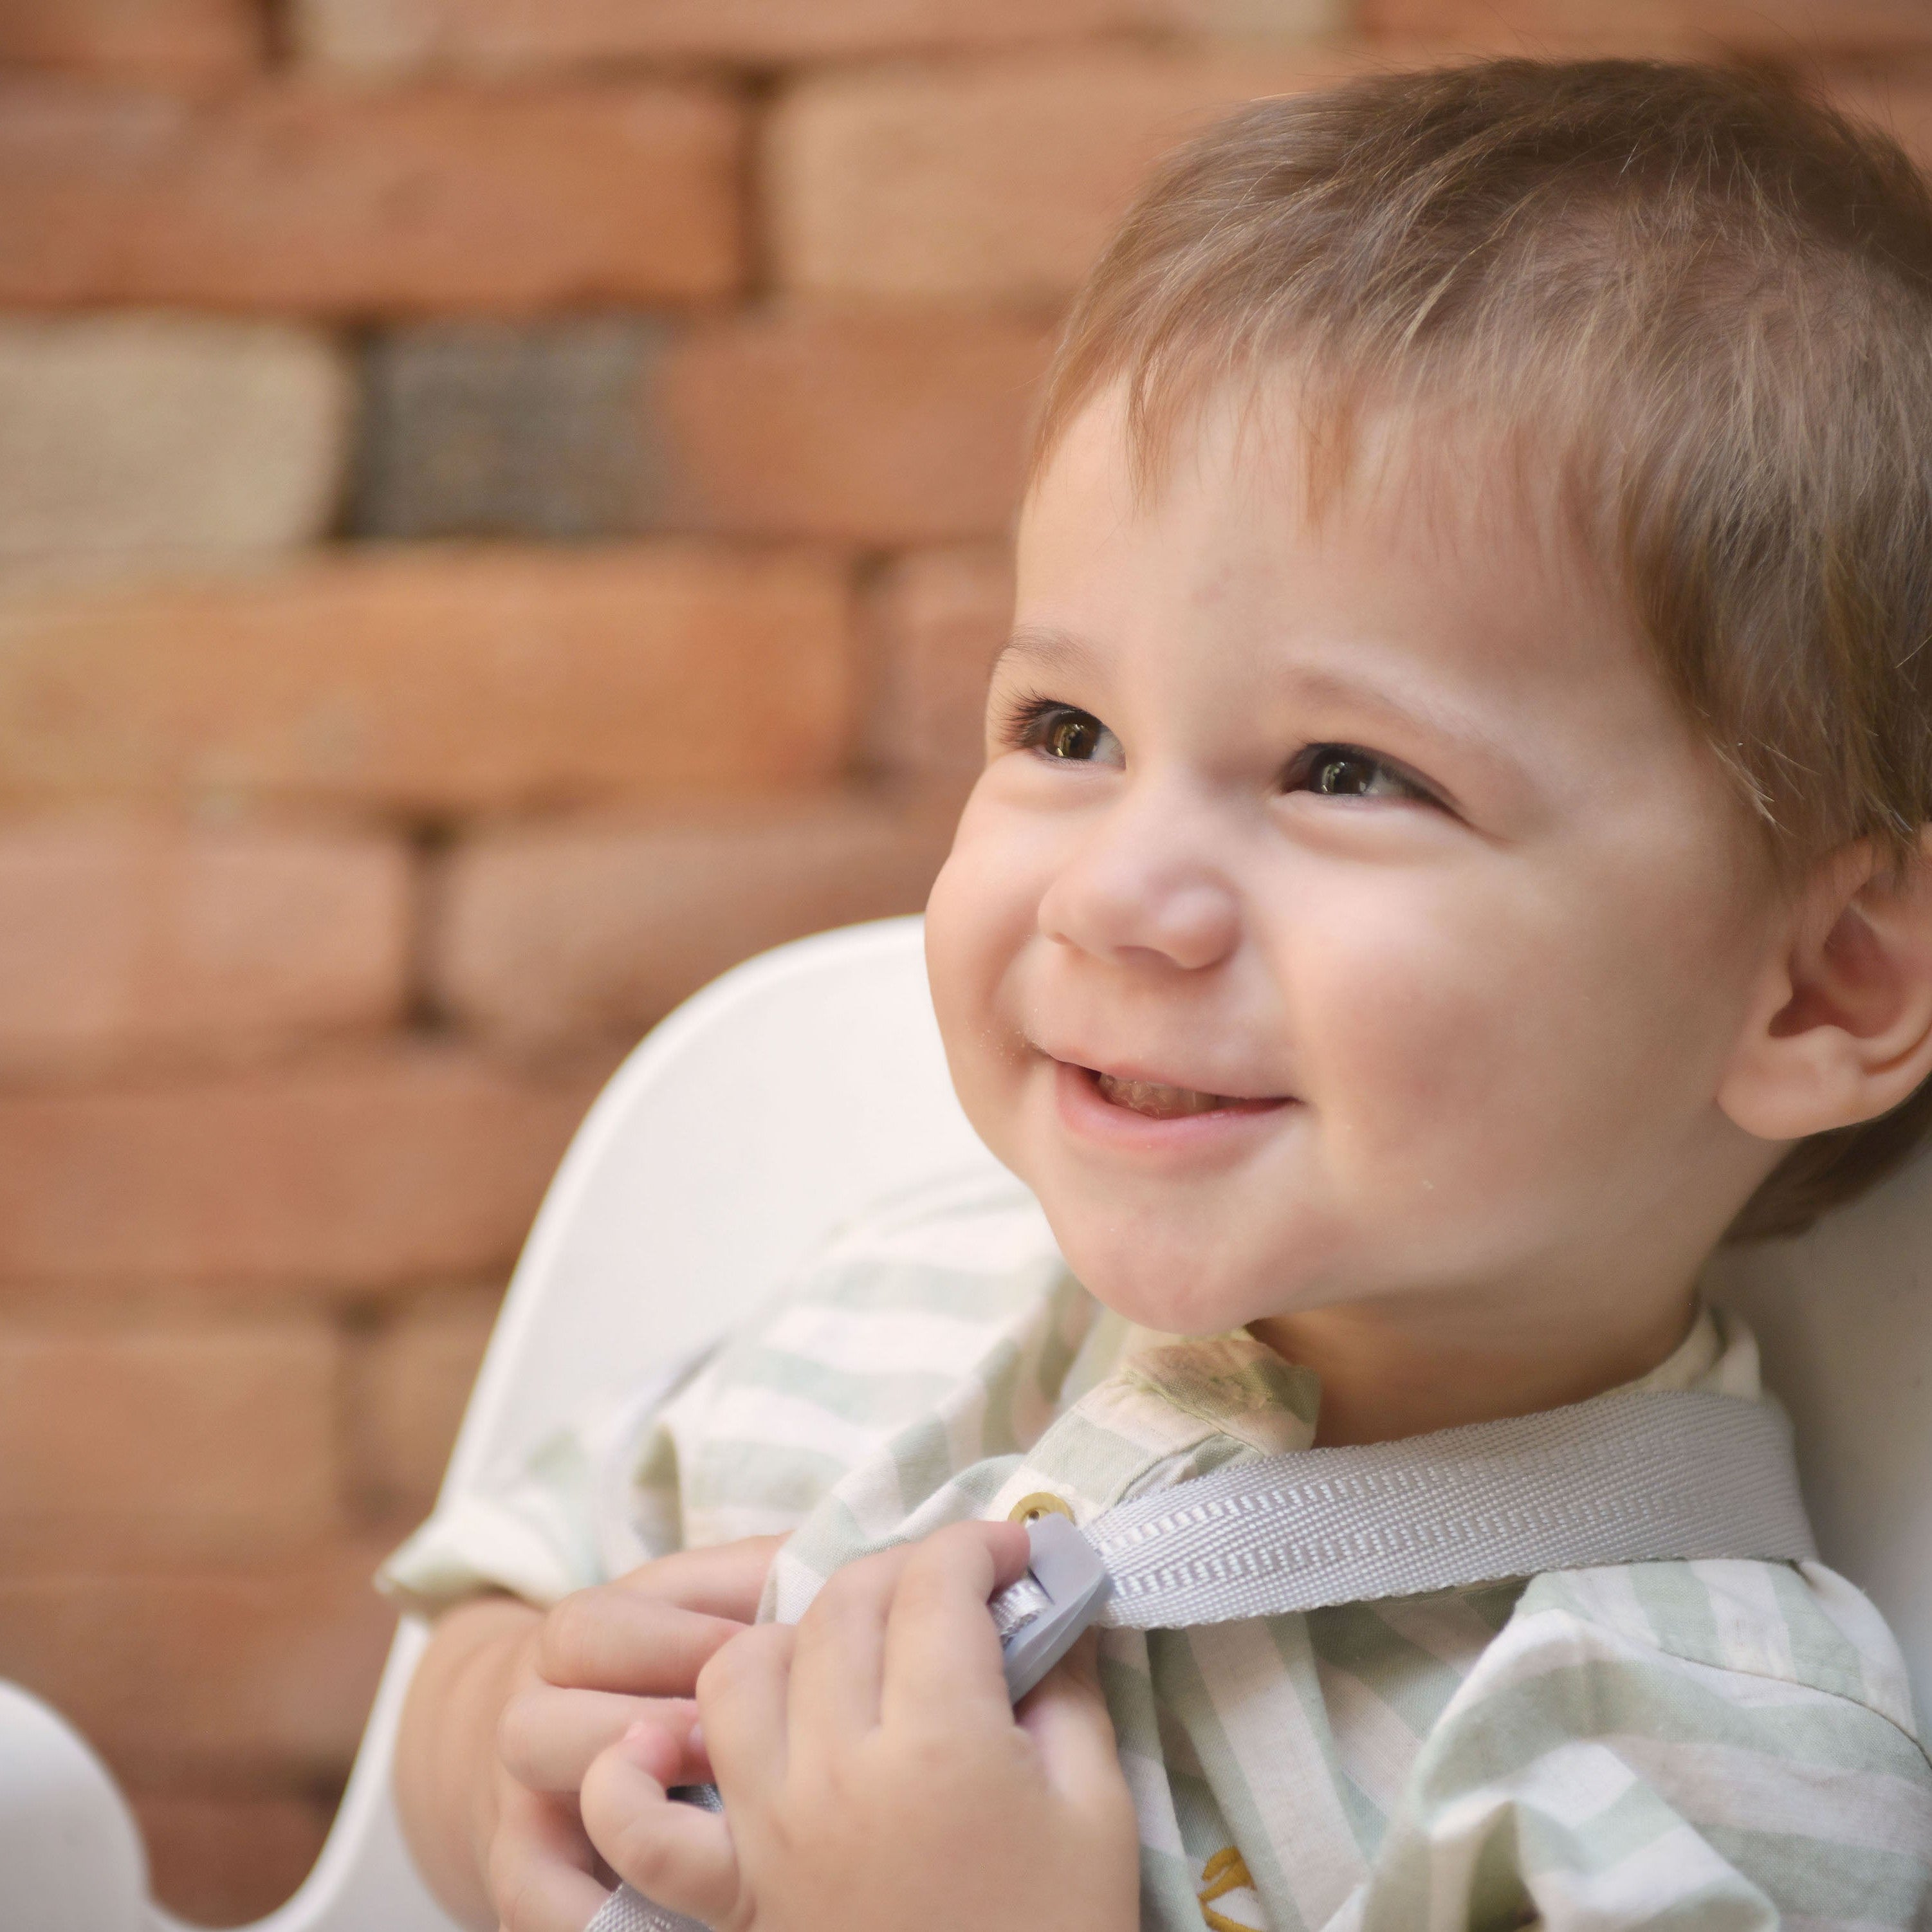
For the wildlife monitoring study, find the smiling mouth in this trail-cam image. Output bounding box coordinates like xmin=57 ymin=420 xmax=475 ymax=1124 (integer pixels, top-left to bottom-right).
xmin=1087 ymin=1069 xmax=1285 ymax=1120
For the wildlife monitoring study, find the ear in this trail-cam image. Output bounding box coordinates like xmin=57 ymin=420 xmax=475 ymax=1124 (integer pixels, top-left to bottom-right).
xmin=1720 ymin=832 xmax=1932 ymax=1143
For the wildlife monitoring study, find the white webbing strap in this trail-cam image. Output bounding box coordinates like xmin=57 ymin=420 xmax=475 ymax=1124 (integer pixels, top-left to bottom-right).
xmin=587 ymin=1388 xmax=1814 ymax=1932
xmin=1085 ymin=1389 xmax=1814 ymax=1626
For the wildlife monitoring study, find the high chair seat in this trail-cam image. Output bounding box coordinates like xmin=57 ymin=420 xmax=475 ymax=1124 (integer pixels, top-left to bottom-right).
xmin=2 ymin=915 xmax=1926 ymax=1929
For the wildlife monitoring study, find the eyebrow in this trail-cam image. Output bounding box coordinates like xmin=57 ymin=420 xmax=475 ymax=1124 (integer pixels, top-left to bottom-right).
xmin=1278 ymin=664 xmax=1525 ymax=782
xmin=991 ymin=624 xmax=1529 ymax=793
xmin=991 ymin=625 xmax=1100 ymax=681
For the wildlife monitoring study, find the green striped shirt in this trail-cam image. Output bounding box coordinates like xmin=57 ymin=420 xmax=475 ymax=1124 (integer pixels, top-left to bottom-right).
xmin=383 ymin=1171 xmax=1932 ymax=1931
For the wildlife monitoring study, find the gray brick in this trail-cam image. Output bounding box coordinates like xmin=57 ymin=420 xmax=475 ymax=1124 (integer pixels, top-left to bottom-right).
xmin=349 ymin=319 xmax=667 ymax=540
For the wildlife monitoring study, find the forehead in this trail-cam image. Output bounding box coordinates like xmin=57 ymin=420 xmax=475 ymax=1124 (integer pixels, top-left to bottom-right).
xmin=1013 ymin=383 xmax=1671 ymax=742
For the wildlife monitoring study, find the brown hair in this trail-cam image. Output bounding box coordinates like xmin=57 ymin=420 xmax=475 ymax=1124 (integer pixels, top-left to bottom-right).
xmin=1031 ymin=58 xmax=1932 ymax=1240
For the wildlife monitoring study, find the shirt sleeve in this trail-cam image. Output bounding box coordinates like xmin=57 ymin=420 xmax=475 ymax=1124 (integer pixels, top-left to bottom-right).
xmin=374 ymin=1348 xmax=704 ymax=1617
xmin=1356 ymin=1567 xmax=1932 ymax=1930
xmin=372 ymin=1169 xmax=1069 ymax=1619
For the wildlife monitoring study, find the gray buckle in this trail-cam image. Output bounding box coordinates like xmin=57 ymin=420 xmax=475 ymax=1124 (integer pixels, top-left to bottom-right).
xmin=997 ymin=1514 xmax=1113 ymax=1702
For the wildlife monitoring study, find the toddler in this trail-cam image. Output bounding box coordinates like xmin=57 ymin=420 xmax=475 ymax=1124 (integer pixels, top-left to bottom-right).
xmin=389 ymin=58 xmax=1932 ymax=1932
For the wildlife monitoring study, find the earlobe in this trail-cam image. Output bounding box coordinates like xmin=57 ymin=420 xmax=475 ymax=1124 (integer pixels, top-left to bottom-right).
xmin=1720 ymin=833 xmax=1932 ymax=1143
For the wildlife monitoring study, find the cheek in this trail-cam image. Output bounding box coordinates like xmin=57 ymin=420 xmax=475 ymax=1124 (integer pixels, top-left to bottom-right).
xmin=923 ymin=798 xmax=1049 ymax=1150
xmin=1293 ymin=860 xmax=1751 ymax=1200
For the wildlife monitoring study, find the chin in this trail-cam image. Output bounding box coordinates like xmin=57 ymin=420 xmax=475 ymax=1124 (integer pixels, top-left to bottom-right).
xmin=1045 ymin=1211 xmax=1278 ymax=1336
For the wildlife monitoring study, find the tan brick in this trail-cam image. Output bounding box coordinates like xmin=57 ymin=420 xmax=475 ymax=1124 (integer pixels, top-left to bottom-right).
xmin=0 ymin=78 xmax=742 ymax=314
xmin=769 ymin=47 xmax=1370 ymax=302
xmin=0 ymin=1046 xmax=605 ymax=1286
xmin=0 ymin=546 xmax=855 ymax=813
xmin=0 ymin=317 xmax=349 ymax=566
xmin=347 ymin=1285 xmax=501 ymax=1514
xmin=0 ymin=0 xmax=262 ymax=82
xmin=133 ymin=1789 xmax=333 ymax=1927
xmin=0 ymin=1320 xmax=339 ymax=1559
xmin=293 ymin=0 xmax=1259 ymax=71
xmin=660 ymin=311 xmax=1053 ymax=544
xmin=864 ymin=544 xmax=1015 ymax=782
xmin=0 ymin=1538 xmax=396 ymax=1781
xmin=0 ymin=816 xmax=409 ymax=1070
xmin=433 ymin=800 xmax=957 ymax=1044
xmin=1359 ymin=0 xmax=1931 ymax=55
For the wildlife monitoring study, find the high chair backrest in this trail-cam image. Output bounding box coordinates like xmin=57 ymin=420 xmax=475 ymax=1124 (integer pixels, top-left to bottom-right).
xmin=1706 ymin=1171 xmax=1932 ymax=1730
xmin=247 ymin=917 xmax=1004 ymax=1931
xmin=238 ymin=915 xmax=1929 ymax=1930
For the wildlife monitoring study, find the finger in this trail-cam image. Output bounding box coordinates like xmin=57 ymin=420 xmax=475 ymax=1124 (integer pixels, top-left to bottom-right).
xmin=695 ymin=1621 xmax=796 ymax=1807
xmin=538 ymin=1589 xmax=748 ymax=1695
xmin=499 ymin=1686 xmax=699 ymax=1792
xmin=486 ymin=1783 xmax=611 ymax=1932
xmin=879 ymin=1520 xmax=1031 ymax=1733
xmin=1017 ymin=1630 xmax=1126 ymax=1800
xmin=580 ymin=1725 xmax=742 ymax=1927
xmin=614 ymin=1534 xmax=786 ymax=1621
xmin=786 ymin=1543 xmax=907 ymax=1744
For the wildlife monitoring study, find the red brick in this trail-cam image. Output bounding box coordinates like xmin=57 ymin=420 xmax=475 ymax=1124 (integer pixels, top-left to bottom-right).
xmin=432 ymin=800 xmax=958 ymax=1044
xmin=0 ymin=78 xmax=742 ymax=315
xmin=769 ymin=47 xmax=1371 ymax=302
xmin=347 ymin=1285 xmax=501 ymax=1514
xmin=659 ymin=311 xmax=1053 ymax=544
xmin=295 ymin=0 xmax=1218 ymax=70
xmin=1823 ymin=69 xmax=1932 ymax=174
xmin=0 ymin=546 xmax=856 ymax=813
xmin=0 ymin=1320 xmax=340 ymax=1560
xmin=0 ymin=1538 xmax=396 ymax=1781
xmin=1359 ymin=0 xmax=1931 ymax=55
xmin=133 ymin=1789 xmax=333 ymax=1927
xmin=0 ymin=1046 xmax=605 ymax=1287
xmin=0 ymin=816 xmax=409 ymax=1071
xmin=864 ymin=544 xmax=1015 ymax=782
xmin=0 ymin=0 xmax=262 ymax=82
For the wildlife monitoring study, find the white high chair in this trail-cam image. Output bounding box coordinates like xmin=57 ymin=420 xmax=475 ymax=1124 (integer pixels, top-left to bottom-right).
xmin=4 ymin=914 xmax=1929 ymax=1930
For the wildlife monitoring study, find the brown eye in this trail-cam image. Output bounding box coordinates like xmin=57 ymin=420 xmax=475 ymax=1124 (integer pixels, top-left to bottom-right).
xmin=1002 ymin=698 xmax=1121 ymax=768
xmin=1312 ymin=749 xmax=1380 ymax=795
xmin=1045 ymin=711 xmax=1103 ymax=760
xmin=1294 ymin=744 xmax=1422 ymax=802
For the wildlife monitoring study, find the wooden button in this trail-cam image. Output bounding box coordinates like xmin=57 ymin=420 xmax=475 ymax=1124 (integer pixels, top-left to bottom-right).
xmin=1009 ymin=1491 xmax=1076 ymax=1525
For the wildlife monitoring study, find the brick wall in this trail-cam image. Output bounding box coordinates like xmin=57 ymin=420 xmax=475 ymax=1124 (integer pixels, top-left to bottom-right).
xmin=0 ymin=1 xmax=1922 ymax=1919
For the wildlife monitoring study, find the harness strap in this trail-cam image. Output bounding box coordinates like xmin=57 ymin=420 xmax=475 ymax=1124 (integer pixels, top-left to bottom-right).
xmin=589 ymin=1388 xmax=1814 ymax=1932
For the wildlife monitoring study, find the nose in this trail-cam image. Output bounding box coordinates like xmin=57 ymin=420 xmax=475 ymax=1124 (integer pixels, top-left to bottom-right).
xmin=1037 ymin=780 xmax=1241 ymax=972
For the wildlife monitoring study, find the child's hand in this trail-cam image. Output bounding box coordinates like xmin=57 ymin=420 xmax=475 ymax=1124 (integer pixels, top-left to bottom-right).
xmin=578 ymin=1521 xmax=1140 ymax=1932
xmin=485 ymin=1536 xmax=781 ymax=1932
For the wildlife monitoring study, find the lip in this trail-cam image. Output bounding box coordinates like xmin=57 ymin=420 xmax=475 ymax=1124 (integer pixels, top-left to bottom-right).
xmin=1063 ymin=1049 xmax=1285 ymax=1101
xmin=1048 ymin=1056 xmax=1296 ymax=1158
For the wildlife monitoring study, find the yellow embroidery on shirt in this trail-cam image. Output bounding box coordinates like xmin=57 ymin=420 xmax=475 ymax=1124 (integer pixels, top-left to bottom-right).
xmin=1198 ymin=1845 xmax=1263 ymax=1932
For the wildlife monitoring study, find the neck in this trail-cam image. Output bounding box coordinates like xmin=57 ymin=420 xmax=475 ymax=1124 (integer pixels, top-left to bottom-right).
xmin=1248 ymin=1275 xmax=1700 ymax=1447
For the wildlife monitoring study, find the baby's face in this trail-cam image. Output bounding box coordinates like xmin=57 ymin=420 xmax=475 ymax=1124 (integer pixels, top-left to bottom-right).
xmin=925 ymin=387 xmax=1786 ymax=1337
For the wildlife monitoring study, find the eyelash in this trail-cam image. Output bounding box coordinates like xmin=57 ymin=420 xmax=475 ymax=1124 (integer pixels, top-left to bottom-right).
xmin=997 ymin=695 xmax=1441 ymax=807
xmin=1000 ymin=695 xmax=1105 ymax=760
